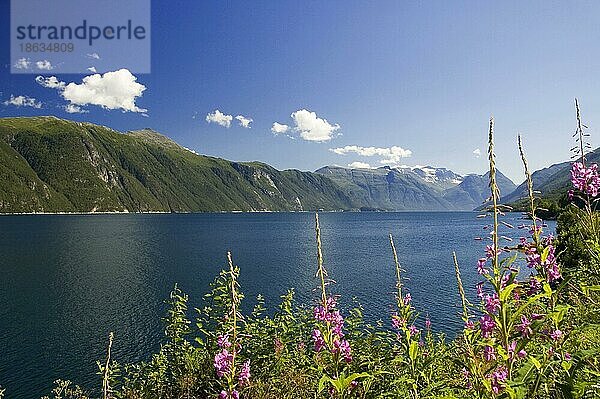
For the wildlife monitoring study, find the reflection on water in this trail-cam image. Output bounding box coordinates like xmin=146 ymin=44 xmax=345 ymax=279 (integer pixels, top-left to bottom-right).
xmin=0 ymin=212 xmax=555 ymax=398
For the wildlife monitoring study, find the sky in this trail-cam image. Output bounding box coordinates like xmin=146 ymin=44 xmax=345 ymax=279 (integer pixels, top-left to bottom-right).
xmin=2 ymin=1 xmax=600 ymax=184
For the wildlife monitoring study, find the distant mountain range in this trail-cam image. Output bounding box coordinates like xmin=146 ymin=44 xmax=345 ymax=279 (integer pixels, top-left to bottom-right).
xmin=500 ymin=148 xmax=600 ymax=205
xmin=314 ymin=165 xmax=516 ymax=211
xmin=0 ymin=116 xmax=581 ymax=213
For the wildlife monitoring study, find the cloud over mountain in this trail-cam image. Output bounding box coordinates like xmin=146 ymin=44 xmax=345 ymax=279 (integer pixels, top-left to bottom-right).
xmin=3 ymin=95 xmax=42 ymax=108
xmin=291 ymin=109 xmax=340 ymax=142
xmin=60 ymin=69 xmax=147 ymax=113
xmin=330 ymin=145 xmax=412 ymax=166
xmin=37 ymin=69 xmax=147 ymax=113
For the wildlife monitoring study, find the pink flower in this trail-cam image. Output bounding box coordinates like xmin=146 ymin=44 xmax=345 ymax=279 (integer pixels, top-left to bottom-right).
xmin=517 ymin=349 xmax=527 ymax=358
xmin=571 ymin=162 xmax=600 ymax=197
xmin=550 ymin=329 xmax=563 ymax=341
xmin=484 ymin=345 xmax=496 ymax=362
xmin=476 ymin=282 xmax=485 ymax=299
xmin=489 ymin=367 xmax=508 ymax=394
xmin=564 ymin=352 xmax=572 ymax=361
xmin=485 ymin=245 xmax=496 ymax=259
xmin=480 ymin=314 xmax=495 ymax=338
xmin=333 ymin=338 xmax=352 ymax=363
xmin=425 ymin=317 xmax=431 ymax=330
xmin=507 ymin=341 xmax=516 ymax=358
xmin=408 ymin=325 xmax=419 ymax=336
xmin=403 ymin=293 xmax=412 ymax=305
xmin=313 ymin=305 xmax=327 ymax=321
xmin=528 ymin=277 xmax=541 ymax=295
xmin=312 ymin=329 xmax=325 ymax=352
xmin=238 ymin=359 xmax=250 ymax=386
xmin=477 ymin=258 xmax=488 ymax=275
xmin=274 ymin=338 xmax=283 ymax=354
xmin=214 ymin=349 xmax=233 ymax=378
xmin=526 ymin=247 xmax=541 ymax=268
xmin=484 ymin=293 xmax=500 ymax=314
xmin=517 ymin=315 xmax=532 ymax=338
xmin=391 ymin=314 xmax=405 ymax=330
xmin=500 ymin=273 xmax=510 ymax=289
xmin=217 ymin=334 xmax=231 ymax=348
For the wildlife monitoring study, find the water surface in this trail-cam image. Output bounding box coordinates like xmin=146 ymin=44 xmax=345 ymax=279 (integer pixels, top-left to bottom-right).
xmin=0 ymin=212 xmax=555 ymax=398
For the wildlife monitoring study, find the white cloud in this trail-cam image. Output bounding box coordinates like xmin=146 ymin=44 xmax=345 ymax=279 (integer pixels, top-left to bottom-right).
xmin=14 ymin=58 xmax=31 ymax=69
xmin=473 ymin=148 xmax=481 ymax=158
xmin=35 ymin=60 xmax=54 ymax=70
xmin=35 ymin=75 xmax=65 ymax=89
xmin=59 ymin=69 xmax=147 ymax=113
xmin=291 ymin=109 xmax=340 ymax=142
xmin=87 ymin=66 xmax=97 ymax=73
xmin=3 ymin=95 xmax=42 ymax=108
xmin=235 ymin=115 xmax=253 ymax=128
xmin=348 ymin=161 xmax=373 ymax=169
xmin=330 ymin=145 xmax=412 ymax=166
xmin=206 ymin=109 xmax=233 ymax=127
xmin=271 ymin=122 xmax=289 ymax=134
xmin=63 ymin=104 xmax=88 ymax=114
xmin=87 ymin=53 xmax=101 ymax=60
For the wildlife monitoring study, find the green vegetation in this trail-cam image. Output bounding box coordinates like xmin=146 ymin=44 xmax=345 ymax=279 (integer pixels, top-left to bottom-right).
xmin=0 ymin=116 xmax=518 ymax=213
xmin=0 ymin=116 xmax=361 ymax=213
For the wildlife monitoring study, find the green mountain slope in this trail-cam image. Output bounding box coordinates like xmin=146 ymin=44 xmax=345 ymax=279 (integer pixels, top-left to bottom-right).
xmin=0 ymin=116 xmax=359 ymax=213
xmin=501 ymin=148 xmax=600 ymax=205
xmin=0 ymin=116 xmax=524 ymax=213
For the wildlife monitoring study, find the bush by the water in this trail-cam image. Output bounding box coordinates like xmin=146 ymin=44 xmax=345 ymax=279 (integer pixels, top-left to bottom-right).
xmin=5 ymin=103 xmax=600 ymax=399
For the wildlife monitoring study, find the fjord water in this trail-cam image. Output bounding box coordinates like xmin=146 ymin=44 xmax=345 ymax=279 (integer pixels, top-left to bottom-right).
xmin=0 ymin=212 xmax=555 ymax=398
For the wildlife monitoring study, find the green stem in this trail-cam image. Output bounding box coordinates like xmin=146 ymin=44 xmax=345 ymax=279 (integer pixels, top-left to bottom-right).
xmin=227 ymin=252 xmax=238 ymax=390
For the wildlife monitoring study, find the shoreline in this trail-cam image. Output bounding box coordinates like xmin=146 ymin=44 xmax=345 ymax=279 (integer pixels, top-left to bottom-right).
xmin=0 ymin=209 xmax=484 ymax=216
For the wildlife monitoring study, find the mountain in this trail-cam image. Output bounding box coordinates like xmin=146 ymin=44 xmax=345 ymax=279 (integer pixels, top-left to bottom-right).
xmin=315 ymin=165 xmax=515 ymax=211
xmin=500 ymin=148 xmax=600 ymax=205
xmin=444 ymin=171 xmax=517 ymax=210
xmin=314 ymin=166 xmax=458 ymax=210
xmin=405 ymin=166 xmax=464 ymax=190
xmin=0 ymin=116 xmax=516 ymax=213
xmin=0 ymin=116 xmax=361 ymax=213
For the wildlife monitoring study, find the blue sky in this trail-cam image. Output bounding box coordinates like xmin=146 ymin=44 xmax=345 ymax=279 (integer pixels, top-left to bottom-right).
xmin=2 ymin=1 xmax=600 ymax=183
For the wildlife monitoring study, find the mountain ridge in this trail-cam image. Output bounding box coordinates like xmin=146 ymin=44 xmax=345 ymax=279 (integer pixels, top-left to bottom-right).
xmin=0 ymin=116 xmax=520 ymax=213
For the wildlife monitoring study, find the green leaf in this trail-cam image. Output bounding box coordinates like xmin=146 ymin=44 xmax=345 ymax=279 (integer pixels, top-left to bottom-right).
xmin=318 ymin=374 xmax=331 ymax=393
xmin=530 ymin=356 xmax=542 ymax=370
xmin=500 ymin=283 xmax=518 ymax=302
xmin=409 ymin=341 xmax=418 ymax=362
xmin=561 ymin=361 xmax=572 ymax=371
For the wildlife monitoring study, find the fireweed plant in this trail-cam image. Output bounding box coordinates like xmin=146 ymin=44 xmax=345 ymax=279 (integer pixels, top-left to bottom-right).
xmin=389 ymin=234 xmax=440 ymax=398
xmin=312 ymin=213 xmax=370 ymax=398
xmin=454 ymin=118 xmax=574 ymax=398
xmin=567 ymin=99 xmax=600 ymax=271
xmin=27 ymin=104 xmax=600 ymax=399
xmin=211 ymin=252 xmax=251 ymax=399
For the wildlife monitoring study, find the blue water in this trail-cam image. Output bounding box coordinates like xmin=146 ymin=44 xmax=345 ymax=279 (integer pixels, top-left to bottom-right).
xmin=0 ymin=212 xmax=555 ymax=398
